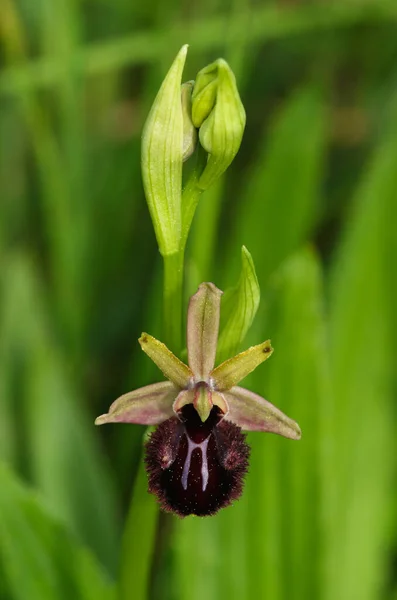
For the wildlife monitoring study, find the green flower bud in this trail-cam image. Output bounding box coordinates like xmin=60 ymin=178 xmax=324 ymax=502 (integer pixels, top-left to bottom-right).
xmin=141 ymin=45 xmax=188 ymax=256
xmin=191 ymin=59 xmax=246 ymax=190
xmin=181 ymin=81 xmax=197 ymax=162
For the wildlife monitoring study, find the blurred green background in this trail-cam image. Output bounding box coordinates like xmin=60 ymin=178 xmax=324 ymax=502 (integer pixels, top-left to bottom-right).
xmin=1 ymin=0 xmax=397 ymax=599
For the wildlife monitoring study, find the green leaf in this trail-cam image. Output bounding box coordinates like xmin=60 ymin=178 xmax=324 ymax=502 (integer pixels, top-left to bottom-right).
xmin=0 ymin=461 xmax=115 ymax=600
xmin=0 ymin=254 xmax=121 ymax=574
xmin=244 ymin=248 xmax=327 ymax=600
xmin=217 ymin=246 xmax=260 ymax=362
xmin=324 ymin=100 xmax=397 ymax=600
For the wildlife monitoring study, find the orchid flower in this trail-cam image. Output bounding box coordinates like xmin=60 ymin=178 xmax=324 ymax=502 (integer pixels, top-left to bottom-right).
xmin=96 ymin=283 xmax=301 ymax=517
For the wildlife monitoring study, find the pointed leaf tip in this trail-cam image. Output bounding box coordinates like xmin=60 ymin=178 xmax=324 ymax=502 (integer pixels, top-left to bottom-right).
xmin=217 ymin=245 xmax=260 ymax=362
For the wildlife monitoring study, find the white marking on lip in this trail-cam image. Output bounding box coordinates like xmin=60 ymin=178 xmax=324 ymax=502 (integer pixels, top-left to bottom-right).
xmin=181 ymin=435 xmax=210 ymax=492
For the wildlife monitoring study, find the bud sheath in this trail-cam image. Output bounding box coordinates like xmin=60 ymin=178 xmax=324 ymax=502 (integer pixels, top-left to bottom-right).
xmin=141 ymin=45 xmax=188 ymax=256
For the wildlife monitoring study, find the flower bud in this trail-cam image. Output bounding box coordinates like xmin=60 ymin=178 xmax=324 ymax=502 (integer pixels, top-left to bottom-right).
xmin=191 ymin=59 xmax=246 ymax=190
xmin=141 ymin=45 xmax=188 ymax=256
xmin=181 ymin=81 xmax=197 ymax=162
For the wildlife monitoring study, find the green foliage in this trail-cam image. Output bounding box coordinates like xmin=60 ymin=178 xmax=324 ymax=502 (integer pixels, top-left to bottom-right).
xmin=217 ymin=245 xmax=260 ymax=362
xmin=1 ymin=0 xmax=397 ymax=599
xmin=0 ymin=461 xmax=115 ymax=600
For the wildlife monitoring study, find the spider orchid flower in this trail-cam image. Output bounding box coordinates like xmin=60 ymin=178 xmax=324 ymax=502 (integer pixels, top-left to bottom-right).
xmin=95 ymin=283 xmax=301 ymax=516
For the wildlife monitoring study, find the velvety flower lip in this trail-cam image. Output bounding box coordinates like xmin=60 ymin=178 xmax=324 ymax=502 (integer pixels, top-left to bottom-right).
xmin=96 ymin=282 xmax=301 ymax=516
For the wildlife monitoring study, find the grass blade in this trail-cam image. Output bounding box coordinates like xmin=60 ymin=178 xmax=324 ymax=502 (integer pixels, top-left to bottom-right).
xmin=0 ymin=460 xmax=115 ymax=600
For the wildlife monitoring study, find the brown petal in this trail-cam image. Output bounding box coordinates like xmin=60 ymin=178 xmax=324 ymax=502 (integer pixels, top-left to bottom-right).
xmin=139 ymin=333 xmax=192 ymax=388
xmin=223 ymin=386 xmax=301 ymax=440
xmin=95 ymin=381 xmax=177 ymax=425
xmin=212 ymin=340 xmax=273 ymax=390
xmin=187 ymin=282 xmax=223 ymax=380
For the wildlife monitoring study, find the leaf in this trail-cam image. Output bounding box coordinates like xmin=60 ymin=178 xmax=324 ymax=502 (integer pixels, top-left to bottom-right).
xmin=217 ymin=246 xmax=260 ymax=362
xmin=242 ymin=248 xmax=327 ymax=600
xmin=0 ymin=254 xmax=121 ymax=574
xmin=324 ymin=99 xmax=397 ymax=600
xmin=0 ymin=461 xmax=115 ymax=600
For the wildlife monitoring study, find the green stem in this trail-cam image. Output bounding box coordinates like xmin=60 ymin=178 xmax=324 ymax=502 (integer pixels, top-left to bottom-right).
xmin=181 ymin=146 xmax=206 ymax=249
xmin=181 ymin=181 xmax=202 ymax=250
xmin=163 ymin=249 xmax=184 ymax=353
xmin=162 ymin=147 xmax=206 ymax=352
xmin=189 ymin=178 xmax=224 ymax=282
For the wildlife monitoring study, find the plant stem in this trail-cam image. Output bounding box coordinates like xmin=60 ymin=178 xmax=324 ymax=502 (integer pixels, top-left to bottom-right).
xmin=181 ymin=147 xmax=206 ymax=249
xmin=163 ymin=249 xmax=184 ymax=353
xmin=163 ymin=147 xmax=205 ymax=353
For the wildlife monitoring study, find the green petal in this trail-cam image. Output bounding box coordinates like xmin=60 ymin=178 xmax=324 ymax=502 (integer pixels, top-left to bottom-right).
xmin=212 ymin=340 xmax=273 ymax=390
xmin=139 ymin=333 xmax=192 ymax=388
xmin=95 ymin=381 xmax=177 ymax=425
xmin=223 ymin=386 xmax=301 ymax=440
xmin=194 ymin=384 xmax=213 ymax=422
xmin=173 ymin=386 xmax=214 ymax=423
xmin=187 ymin=283 xmax=222 ymax=380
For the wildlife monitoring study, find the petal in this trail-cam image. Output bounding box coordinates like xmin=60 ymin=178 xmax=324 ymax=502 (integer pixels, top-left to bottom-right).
xmin=194 ymin=384 xmax=213 ymax=423
xmin=145 ymin=404 xmax=249 ymax=516
xmin=187 ymin=282 xmax=222 ymax=380
xmin=212 ymin=340 xmax=273 ymax=390
xmin=172 ymin=389 xmax=195 ymax=414
xmin=212 ymin=391 xmax=229 ymax=416
xmin=95 ymin=382 xmax=177 ymax=426
xmin=223 ymin=386 xmax=301 ymax=440
xmin=173 ymin=387 xmax=213 ymax=423
xmin=139 ymin=333 xmax=192 ymax=388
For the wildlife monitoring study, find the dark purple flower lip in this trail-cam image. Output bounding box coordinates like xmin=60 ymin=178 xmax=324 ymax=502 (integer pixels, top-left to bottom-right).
xmin=145 ymin=404 xmax=250 ymax=517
